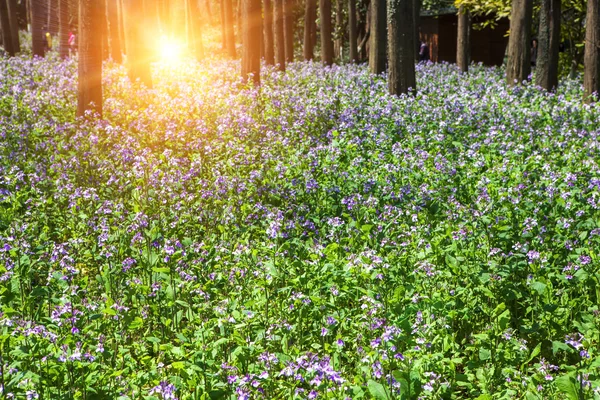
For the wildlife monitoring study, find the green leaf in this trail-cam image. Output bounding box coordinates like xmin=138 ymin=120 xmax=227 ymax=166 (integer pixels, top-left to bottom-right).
xmin=555 ymin=375 xmax=579 ymax=400
xmin=552 ymin=340 xmax=570 ymax=355
xmin=476 ymin=395 xmax=493 ymax=400
xmin=367 ymin=379 xmax=390 ymax=400
xmin=479 ymin=348 xmax=491 ymax=361
xmin=530 ymin=281 xmax=546 ymax=295
xmin=128 ymin=317 xmax=144 ymax=331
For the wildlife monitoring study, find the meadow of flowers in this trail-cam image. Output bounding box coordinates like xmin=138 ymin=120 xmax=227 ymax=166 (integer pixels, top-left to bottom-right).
xmin=1 ymin=52 xmax=600 ymax=399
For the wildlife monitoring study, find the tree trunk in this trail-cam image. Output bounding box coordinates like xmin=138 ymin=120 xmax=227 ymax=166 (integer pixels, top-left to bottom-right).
xmin=189 ymin=0 xmax=204 ymax=59
xmin=334 ymin=0 xmax=342 ymax=59
xmin=456 ymin=5 xmax=470 ymax=73
xmin=241 ymin=0 xmax=261 ymax=83
xmin=273 ymin=0 xmax=285 ymax=69
xmin=6 ymin=0 xmax=20 ymax=54
xmin=223 ymin=0 xmax=235 ymax=56
xmin=412 ymin=0 xmax=420 ymax=62
xmin=348 ymin=0 xmax=356 ymax=62
xmin=283 ymin=0 xmax=293 ymax=62
xmin=117 ymin=0 xmax=125 ymax=55
xmin=369 ymin=0 xmax=386 ymax=74
xmin=30 ymin=0 xmax=45 ymax=56
xmin=387 ymin=0 xmax=415 ymax=95
xmin=57 ymin=0 xmax=68 ymax=57
xmin=17 ymin=0 xmax=26 ymax=30
xmin=101 ymin=0 xmax=109 ymax=60
xmin=320 ymin=0 xmax=333 ymax=65
xmin=1 ymin=0 xmax=16 ymax=55
xmin=584 ymin=0 xmax=600 ymax=101
xmin=78 ymin=0 xmax=103 ymax=117
xmin=263 ymin=0 xmax=274 ymax=64
xmin=122 ymin=0 xmax=152 ymax=87
xmin=220 ymin=0 xmax=226 ymax=48
xmin=303 ymin=0 xmax=315 ymax=60
xmin=106 ymin=0 xmax=121 ymax=62
xmin=204 ymin=0 xmax=212 ymax=25
xmin=506 ymin=0 xmax=533 ymax=85
xmin=536 ymin=0 xmax=560 ymax=90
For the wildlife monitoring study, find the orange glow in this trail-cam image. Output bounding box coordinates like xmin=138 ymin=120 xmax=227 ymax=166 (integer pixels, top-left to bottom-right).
xmin=158 ymin=36 xmax=185 ymax=65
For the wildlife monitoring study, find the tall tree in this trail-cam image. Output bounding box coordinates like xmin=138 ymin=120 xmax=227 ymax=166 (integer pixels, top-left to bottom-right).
xmin=283 ymin=0 xmax=293 ymax=62
xmin=223 ymin=0 xmax=236 ymax=57
xmin=241 ymin=0 xmax=261 ymax=83
xmin=30 ymin=0 xmax=45 ymax=57
xmin=17 ymin=0 xmax=26 ymax=30
xmin=122 ymin=0 xmax=152 ymax=87
xmin=334 ymin=0 xmax=342 ymax=59
xmin=263 ymin=0 xmax=274 ymax=64
xmin=456 ymin=4 xmax=470 ymax=73
xmin=348 ymin=0 xmax=357 ymax=62
xmin=303 ymin=0 xmax=316 ymax=60
xmin=387 ymin=0 xmax=415 ymax=95
xmin=7 ymin=0 xmax=21 ymax=54
xmin=412 ymin=0 xmax=420 ymax=62
xmin=536 ymin=0 xmax=560 ymax=90
xmin=221 ymin=0 xmax=226 ymax=48
xmin=188 ymin=0 xmax=204 ymax=59
xmin=0 ymin=0 xmax=16 ymax=56
xmin=369 ymin=0 xmax=386 ymax=74
xmin=505 ymin=0 xmax=533 ymax=85
xmin=584 ymin=0 xmax=600 ymax=101
xmin=273 ymin=0 xmax=285 ymax=69
xmin=106 ymin=0 xmax=122 ymax=62
xmin=78 ymin=0 xmax=103 ymax=117
xmin=58 ymin=0 xmax=68 ymax=58
xmin=320 ymin=0 xmax=333 ymax=65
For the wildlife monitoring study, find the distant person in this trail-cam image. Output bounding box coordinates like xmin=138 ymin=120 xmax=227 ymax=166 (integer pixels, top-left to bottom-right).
xmin=419 ymin=41 xmax=430 ymax=63
xmin=531 ymin=38 xmax=538 ymax=67
xmin=68 ymin=31 xmax=76 ymax=55
xmin=43 ymin=26 xmax=52 ymax=53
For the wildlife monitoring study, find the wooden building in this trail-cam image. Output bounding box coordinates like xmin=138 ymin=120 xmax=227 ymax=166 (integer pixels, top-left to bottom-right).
xmin=420 ymin=11 xmax=510 ymax=66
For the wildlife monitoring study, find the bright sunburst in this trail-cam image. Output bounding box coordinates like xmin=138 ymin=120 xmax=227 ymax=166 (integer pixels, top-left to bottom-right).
xmin=157 ymin=35 xmax=184 ymax=65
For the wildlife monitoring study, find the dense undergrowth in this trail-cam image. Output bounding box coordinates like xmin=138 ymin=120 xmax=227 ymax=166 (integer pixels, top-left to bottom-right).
xmin=1 ymin=53 xmax=600 ymax=399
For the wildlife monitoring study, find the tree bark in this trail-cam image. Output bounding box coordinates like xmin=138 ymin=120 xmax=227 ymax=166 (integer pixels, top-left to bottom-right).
xmin=412 ymin=0 xmax=420 ymax=62
xmin=536 ymin=0 xmax=560 ymax=90
xmin=220 ymin=0 xmax=226 ymax=48
xmin=273 ymin=0 xmax=285 ymax=69
xmin=122 ymin=0 xmax=152 ymax=87
xmin=117 ymin=0 xmax=125 ymax=55
xmin=7 ymin=0 xmax=20 ymax=54
xmin=303 ymin=0 xmax=315 ymax=60
xmin=369 ymin=0 xmax=386 ymax=74
xmin=223 ymin=0 xmax=235 ymax=56
xmin=584 ymin=0 xmax=600 ymax=101
xmin=263 ymin=0 xmax=274 ymax=64
xmin=1 ymin=0 xmax=16 ymax=56
xmin=506 ymin=0 xmax=533 ymax=85
xmin=30 ymin=0 xmax=45 ymax=56
xmin=17 ymin=0 xmax=26 ymax=30
xmin=456 ymin=4 xmax=470 ymax=73
xmin=334 ymin=0 xmax=342 ymax=59
xmin=242 ymin=0 xmax=261 ymax=83
xmin=78 ymin=0 xmax=103 ymax=117
xmin=106 ymin=0 xmax=121 ymax=62
xmin=387 ymin=0 xmax=415 ymax=95
xmin=58 ymin=0 xmax=68 ymax=57
xmin=348 ymin=0 xmax=356 ymax=62
xmin=283 ymin=0 xmax=293 ymax=62
xmin=320 ymin=0 xmax=333 ymax=65
xmin=188 ymin=0 xmax=204 ymax=59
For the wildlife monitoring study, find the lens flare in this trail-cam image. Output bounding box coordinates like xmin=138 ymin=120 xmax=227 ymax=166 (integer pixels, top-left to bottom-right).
xmin=158 ymin=36 xmax=184 ymax=65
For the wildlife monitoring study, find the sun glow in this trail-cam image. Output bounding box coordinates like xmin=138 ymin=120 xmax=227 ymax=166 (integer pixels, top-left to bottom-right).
xmin=158 ymin=36 xmax=185 ymax=65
